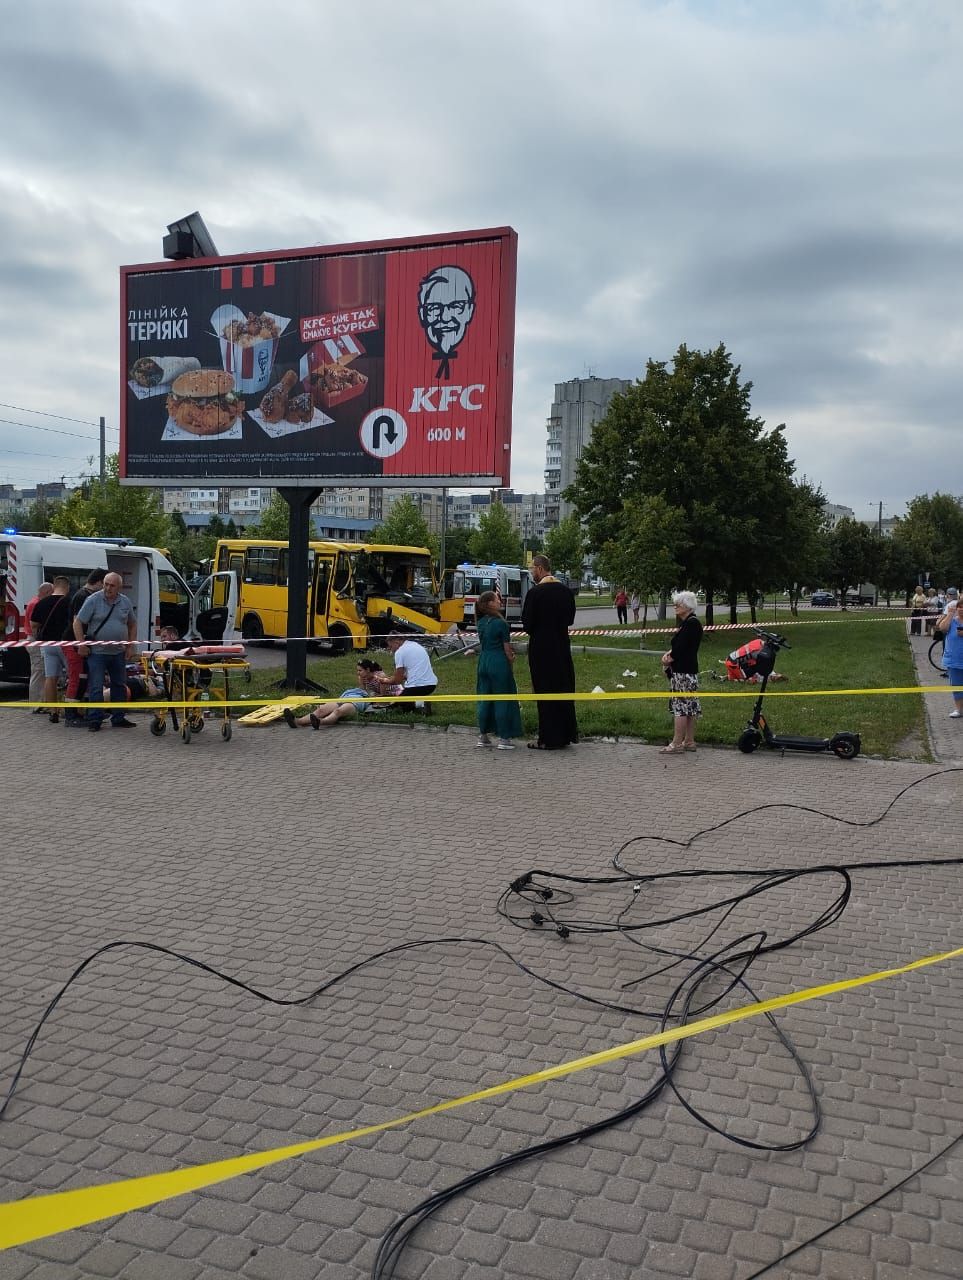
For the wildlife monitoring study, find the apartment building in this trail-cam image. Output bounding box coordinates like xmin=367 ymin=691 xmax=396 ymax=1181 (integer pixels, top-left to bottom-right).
xmin=544 ymin=376 xmax=631 ymax=526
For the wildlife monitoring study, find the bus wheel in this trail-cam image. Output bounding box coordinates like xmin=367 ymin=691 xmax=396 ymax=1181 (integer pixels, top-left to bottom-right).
xmin=241 ymin=614 xmax=264 ymax=641
xmin=327 ymin=625 xmax=352 ymax=655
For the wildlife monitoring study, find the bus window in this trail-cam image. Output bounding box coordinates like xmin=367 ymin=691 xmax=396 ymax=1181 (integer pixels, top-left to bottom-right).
xmin=314 ymin=558 xmax=332 ymax=615
xmin=353 ymin=551 xmax=388 ymax=595
xmin=388 ymin=563 xmax=410 ymax=593
xmin=246 ymin=546 xmax=282 ymax=585
xmin=333 ymin=551 xmax=353 ymax=595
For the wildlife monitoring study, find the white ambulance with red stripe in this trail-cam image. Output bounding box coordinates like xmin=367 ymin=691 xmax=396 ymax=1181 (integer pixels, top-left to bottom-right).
xmin=0 ymin=534 xmax=236 ymax=683
xmin=455 ymin=564 xmax=531 ymax=630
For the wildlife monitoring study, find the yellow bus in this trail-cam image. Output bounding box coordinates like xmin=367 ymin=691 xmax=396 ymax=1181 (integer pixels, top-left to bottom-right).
xmin=215 ymin=538 xmax=462 ymax=651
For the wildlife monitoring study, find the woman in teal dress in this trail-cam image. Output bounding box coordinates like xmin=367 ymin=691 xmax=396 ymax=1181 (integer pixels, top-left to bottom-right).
xmin=475 ymin=590 xmax=523 ymax=750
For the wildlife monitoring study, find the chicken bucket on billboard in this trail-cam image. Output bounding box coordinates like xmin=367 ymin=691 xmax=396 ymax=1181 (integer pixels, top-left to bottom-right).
xmin=120 ymin=227 xmax=517 ymax=486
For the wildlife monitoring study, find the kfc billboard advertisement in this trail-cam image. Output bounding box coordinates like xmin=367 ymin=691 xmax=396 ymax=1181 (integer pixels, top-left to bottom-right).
xmin=120 ymin=227 xmax=516 ymax=486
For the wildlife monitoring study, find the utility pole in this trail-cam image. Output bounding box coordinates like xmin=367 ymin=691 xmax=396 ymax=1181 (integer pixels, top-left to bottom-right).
xmin=99 ymin=417 xmax=106 ymax=493
xmin=440 ymin=486 xmax=448 ymax=576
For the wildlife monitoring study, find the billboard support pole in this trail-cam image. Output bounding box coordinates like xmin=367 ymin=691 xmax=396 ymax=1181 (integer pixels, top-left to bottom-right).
xmin=278 ymin=486 xmax=325 ymax=693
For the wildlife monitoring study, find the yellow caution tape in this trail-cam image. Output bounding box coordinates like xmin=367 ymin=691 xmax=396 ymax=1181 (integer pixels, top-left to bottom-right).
xmin=0 ymin=943 xmax=959 ymax=1250
xmin=0 ymin=685 xmax=954 ymax=712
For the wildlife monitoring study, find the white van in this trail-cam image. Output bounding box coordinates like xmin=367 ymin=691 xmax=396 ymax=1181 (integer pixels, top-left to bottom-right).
xmin=0 ymin=535 xmax=237 ymax=684
xmin=454 ymin=563 xmax=531 ymax=629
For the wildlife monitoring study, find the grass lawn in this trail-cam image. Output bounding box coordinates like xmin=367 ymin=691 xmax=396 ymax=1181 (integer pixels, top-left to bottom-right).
xmin=239 ymin=612 xmax=926 ymax=760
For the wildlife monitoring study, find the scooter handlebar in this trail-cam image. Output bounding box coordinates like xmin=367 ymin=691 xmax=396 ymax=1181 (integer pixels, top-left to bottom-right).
xmin=753 ymin=628 xmax=791 ymax=650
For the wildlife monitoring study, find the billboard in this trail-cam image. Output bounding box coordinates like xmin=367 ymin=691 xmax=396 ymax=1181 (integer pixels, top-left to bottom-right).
xmin=120 ymin=227 xmax=516 ymax=487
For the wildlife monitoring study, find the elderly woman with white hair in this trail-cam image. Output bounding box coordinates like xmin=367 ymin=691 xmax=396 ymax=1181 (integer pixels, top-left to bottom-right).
xmin=659 ymin=590 xmax=703 ymax=754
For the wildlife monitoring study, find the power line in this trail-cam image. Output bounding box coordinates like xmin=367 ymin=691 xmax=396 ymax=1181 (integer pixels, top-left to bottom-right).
xmin=0 ymin=445 xmax=97 ymax=460
xmin=0 ymin=402 xmax=105 ymax=428
xmin=0 ymin=416 xmax=116 ymax=443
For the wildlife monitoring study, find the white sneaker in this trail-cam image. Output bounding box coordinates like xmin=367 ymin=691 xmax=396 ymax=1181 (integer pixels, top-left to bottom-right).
xmin=950 ymin=711 xmax=962 ymax=719
xmin=476 ymin=737 xmax=493 ymax=748
xmin=496 ymin=740 xmax=515 ymax=750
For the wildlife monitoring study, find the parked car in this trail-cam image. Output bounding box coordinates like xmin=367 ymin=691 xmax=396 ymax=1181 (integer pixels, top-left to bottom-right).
xmin=810 ymin=589 xmax=836 ymax=607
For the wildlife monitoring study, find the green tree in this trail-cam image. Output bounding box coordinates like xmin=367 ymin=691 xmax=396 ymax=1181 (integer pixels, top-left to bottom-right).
xmin=568 ymin=343 xmax=800 ymax=625
xmin=467 ymin=501 xmax=523 ymax=565
xmin=50 ymin=455 xmax=168 ymax=546
xmin=877 ymin=532 xmax=919 ymax=605
xmin=20 ymin=500 xmax=54 ymax=532
xmin=205 ymin=514 xmax=229 ymax=540
xmin=370 ymin=494 xmax=438 ymax=554
xmin=595 ymin=494 xmax=687 ymax=623
xmin=164 ymin=511 xmax=218 ymax=576
xmin=893 ymin=493 xmax=963 ymax=587
xmin=761 ymin=479 xmax=827 ymax=617
xmin=442 ymin=525 xmax=473 ymax=569
xmin=542 ymin=513 xmax=586 ymax=578
xmin=250 ymin=491 xmax=290 ymax=540
xmin=824 ymin=517 xmax=879 ymax=604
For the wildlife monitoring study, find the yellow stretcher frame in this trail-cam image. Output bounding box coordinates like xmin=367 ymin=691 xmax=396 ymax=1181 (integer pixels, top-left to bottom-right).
xmin=146 ymin=651 xmax=251 ymax=744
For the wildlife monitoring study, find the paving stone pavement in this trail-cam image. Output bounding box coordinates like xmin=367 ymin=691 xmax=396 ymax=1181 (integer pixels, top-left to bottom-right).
xmin=0 ymin=699 xmax=960 ymax=1279
xmin=908 ymin=621 xmax=963 ymax=766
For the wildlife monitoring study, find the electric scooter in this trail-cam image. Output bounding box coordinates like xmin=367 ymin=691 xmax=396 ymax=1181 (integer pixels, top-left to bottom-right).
xmin=736 ymin=629 xmax=861 ymax=760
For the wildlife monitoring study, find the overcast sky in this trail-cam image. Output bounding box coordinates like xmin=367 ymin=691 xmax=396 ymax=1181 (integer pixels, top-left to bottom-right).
xmin=1 ymin=0 xmax=961 ymax=519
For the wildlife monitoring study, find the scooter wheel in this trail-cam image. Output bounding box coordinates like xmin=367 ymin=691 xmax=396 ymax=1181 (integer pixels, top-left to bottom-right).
xmin=181 ymin=721 xmax=192 ymax=745
xmin=830 ymin=733 xmax=860 ymax=760
xmin=737 ymin=728 xmax=761 ymax=754
xmin=221 ymin=721 xmax=232 ymax=742
xmin=149 ymin=718 xmax=166 ymax=737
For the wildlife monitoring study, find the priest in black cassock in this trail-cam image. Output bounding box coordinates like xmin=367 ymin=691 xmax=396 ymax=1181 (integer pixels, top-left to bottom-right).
xmin=521 ymin=554 xmax=578 ymax=750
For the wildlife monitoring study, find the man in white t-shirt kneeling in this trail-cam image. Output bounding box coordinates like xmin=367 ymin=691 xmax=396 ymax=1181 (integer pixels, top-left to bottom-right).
xmin=382 ymin=634 xmax=438 ymax=715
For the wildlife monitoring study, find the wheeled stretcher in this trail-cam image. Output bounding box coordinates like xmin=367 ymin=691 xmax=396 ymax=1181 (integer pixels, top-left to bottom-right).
xmin=145 ymin=644 xmax=250 ymax=744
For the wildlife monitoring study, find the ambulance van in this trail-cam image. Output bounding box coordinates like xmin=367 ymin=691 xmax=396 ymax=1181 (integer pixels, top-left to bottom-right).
xmin=0 ymin=534 xmax=236 ymax=683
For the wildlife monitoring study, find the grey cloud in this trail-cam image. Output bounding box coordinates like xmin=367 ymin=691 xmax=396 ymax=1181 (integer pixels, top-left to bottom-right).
xmin=1 ymin=0 xmax=962 ymax=514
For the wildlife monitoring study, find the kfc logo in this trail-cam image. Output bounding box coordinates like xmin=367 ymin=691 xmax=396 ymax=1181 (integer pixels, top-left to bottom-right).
xmin=418 ymin=265 xmax=476 ymax=380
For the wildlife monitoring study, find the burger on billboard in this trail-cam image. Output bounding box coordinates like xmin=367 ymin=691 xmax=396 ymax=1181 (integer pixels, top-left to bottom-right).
xmin=120 ymin=227 xmax=517 ymax=486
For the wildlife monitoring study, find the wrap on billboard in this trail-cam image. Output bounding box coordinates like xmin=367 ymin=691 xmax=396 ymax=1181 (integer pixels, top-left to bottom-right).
xmin=120 ymin=227 xmax=516 ymax=486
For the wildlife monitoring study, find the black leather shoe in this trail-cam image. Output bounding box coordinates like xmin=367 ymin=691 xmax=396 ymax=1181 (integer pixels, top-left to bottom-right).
xmin=112 ymin=719 xmax=137 ymax=728
xmin=88 ymin=722 xmax=102 ymax=732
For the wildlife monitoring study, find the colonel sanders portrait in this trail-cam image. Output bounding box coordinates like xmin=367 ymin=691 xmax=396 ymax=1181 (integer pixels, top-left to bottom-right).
xmin=418 ymin=265 xmax=476 ymax=379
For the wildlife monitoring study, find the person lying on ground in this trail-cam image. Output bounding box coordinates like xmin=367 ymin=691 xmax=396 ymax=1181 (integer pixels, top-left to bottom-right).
xmin=283 ymin=660 xmax=399 ymax=729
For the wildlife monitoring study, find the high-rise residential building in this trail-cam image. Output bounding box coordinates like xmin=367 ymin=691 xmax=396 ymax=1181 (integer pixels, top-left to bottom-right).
xmin=162 ymin=487 xmax=220 ymax=517
xmin=381 ymin=488 xmax=447 ymax=535
xmin=492 ymin=489 xmax=547 ymax=544
xmin=544 ymin=376 xmax=632 ymax=526
xmin=228 ymin=488 xmax=273 ymax=522
xmin=313 ymin=487 xmax=374 ymax=522
xmin=448 ymin=493 xmax=491 ymax=530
